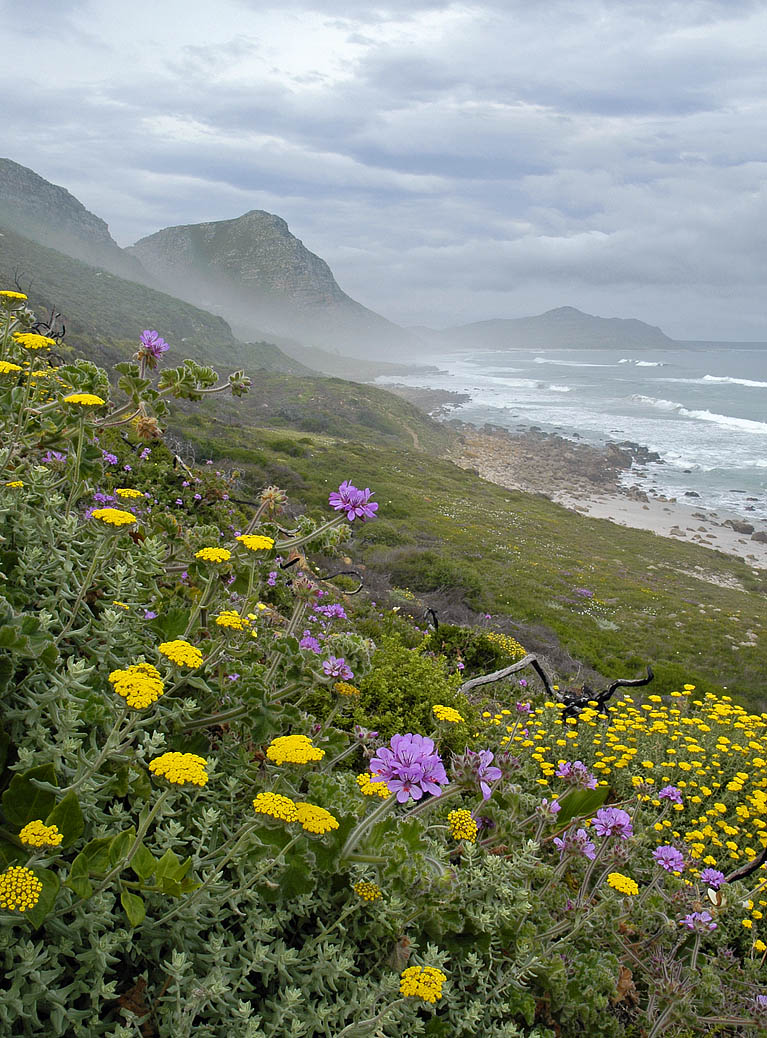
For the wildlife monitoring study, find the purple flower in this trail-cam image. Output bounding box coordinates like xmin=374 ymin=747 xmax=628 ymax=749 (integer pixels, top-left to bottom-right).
xmin=194 ymin=493 xmax=202 ymax=501
xmin=102 ymin=451 xmax=118 ymax=465
xmin=369 ymin=733 xmax=448 ymax=803
xmin=553 ymin=826 xmax=596 ymax=861
xmin=653 ymin=845 xmax=686 ymax=873
xmin=42 ymin=449 xmax=67 ymax=464
xmin=574 ymin=588 xmax=593 ymax=598
xmin=123 ymin=464 xmax=132 ymax=472
xmin=658 ymin=785 xmax=683 ymax=804
xmin=537 ymin=797 xmax=562 ymax=818
xmin=454 ymin=748 xmax=503 ymax=800
xmin=681 ymin=910 xmax=716 ymax=933
xmin=456 ymin=661 xmax=465 ymax=671
xmin=267 ymin=571 xmax=277 ymax=587
xmin=555 ymin=760 xmax=598 ymax=790
xmin=700 ymin=868 xmax=726 ymax=890
xmin=139 ymin=447 xmax=151 ymax=460
xmin=300 ymin=632 xmax=321 ymax=654
xmin=143 ymin=610 xmax=157 ymax=620
xmin=315 ymin=603 xmax=347 ymax=619
xmin=175 ymin=498 xmax=183 ymax=505
xmin=592 ymin=807 xmax=633 ymax=840
xmin=515 ymin=701 xmax=532 ymax=714
xmin=328 ymin=480 xmax=379 ymax=522
xmin=139 ymin=329 xmax=169 ymax=360
xmin=322 ymin=656 xmax=353 ymax=681
xmin=226 ymin=673 xmax=240 ymax=682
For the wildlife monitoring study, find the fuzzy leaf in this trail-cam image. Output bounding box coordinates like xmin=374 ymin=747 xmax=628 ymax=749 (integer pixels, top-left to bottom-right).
xmin=1 ymin=763 xmax=58 ymax=826
xmin=555 ymin=786 xmax=609 ymax=827
xmin=130 ymin=843 xmax=156 ymax=881
xmin=25 ymin=867 xmax=60 ymax=928
xmin=45 ymin=792 xmax=84 ymax=849
xmin=120 ymin=890 xmax=146 ymax=928
xmin=109 ymin=827 xmax=136 ymax=866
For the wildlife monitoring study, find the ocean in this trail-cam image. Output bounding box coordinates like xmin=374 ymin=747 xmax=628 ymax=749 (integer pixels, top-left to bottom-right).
xmin=377 ymin=343 xmax=767 ymax=523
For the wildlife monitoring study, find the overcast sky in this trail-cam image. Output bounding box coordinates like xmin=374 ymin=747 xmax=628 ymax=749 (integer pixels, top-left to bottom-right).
xmin=2 ymin=0 xmax=766 ymax=338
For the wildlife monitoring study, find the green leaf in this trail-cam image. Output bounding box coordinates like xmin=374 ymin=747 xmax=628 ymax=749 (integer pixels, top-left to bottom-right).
xmin=120 ymin=890 xmax=146 ymax=928
xmin=68 ymin=834 xmax=113 ymax=881
xmin=45 ymin=792 xmax=84 ymax=849
xmin=0 ymin=836 xmax=24 ymax=867
xmin=0 ymin=657 xmax=14 ymax=697
xmin=1 ymin=763 xmax=58 ymax=826
xmin=130 ymin=843 xmax=156 ymax=881
xmin=109 ymin=827 xmax=136 ymax=866
xmin=555 ymin=786 xmax=609 ymax=828
xmin=25 ymin=867 xmax=60 ymax=928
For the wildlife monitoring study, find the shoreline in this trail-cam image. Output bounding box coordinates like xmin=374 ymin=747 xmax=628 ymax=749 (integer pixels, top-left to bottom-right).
xmin=444 ymin=423 xmax=767 ymax=572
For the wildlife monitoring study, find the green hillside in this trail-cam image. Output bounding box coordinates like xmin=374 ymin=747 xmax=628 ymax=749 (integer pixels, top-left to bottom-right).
xmin=0 ymin=224 xmax=310 ymax=374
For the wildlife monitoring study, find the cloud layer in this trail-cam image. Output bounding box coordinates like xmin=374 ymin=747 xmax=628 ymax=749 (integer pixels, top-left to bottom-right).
xmin=3 ymin=0 xmax=766 ymax=338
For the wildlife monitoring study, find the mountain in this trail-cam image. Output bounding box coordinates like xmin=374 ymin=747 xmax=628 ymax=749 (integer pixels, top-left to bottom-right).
xmin=0 ymin=223 xmax=311 ymax=375
xmin=128 ymin=211 xmax=418 ymax=359
xmin=0 ymin=158 xmax=147 ymax=282
xmin=439 ymin=306 xmax=674 ymax=349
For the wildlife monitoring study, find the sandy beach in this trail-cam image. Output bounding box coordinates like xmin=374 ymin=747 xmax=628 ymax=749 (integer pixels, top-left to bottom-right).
xmin=444 ymin=424 xmax=767 ymax=572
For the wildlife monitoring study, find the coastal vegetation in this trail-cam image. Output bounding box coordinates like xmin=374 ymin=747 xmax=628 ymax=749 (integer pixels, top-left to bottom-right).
xmin=2 ymin=292 xmax=767 ymax=1037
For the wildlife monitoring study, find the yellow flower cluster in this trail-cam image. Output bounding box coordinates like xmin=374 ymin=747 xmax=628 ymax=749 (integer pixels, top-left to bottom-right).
xmin=252 ymin=793 xmax=338 ymax=834
xmin=62 ymin=392 xmax=105 ymax=406
xmin=149 ymin=751 xmax=209 ymax=787
xmin=158 ymin=639 xmax=203 ymax=668
xmin=607 ymin=872 xmax=639 ymax=896
xmin=236 ymin=534 xmax=274 ymax=552
xmin=19 ymin=820 xmax=63 ymax=848
xmin=266 ymin=734 xmax=325 ymax=765
xmin=447 ymin=809 xmax=478 ymax=843
xmin=0 ymin=290 xmax=27 ymax=302
xmin=356 ymin=773 xmax=391 ymax=798
xmin=4 ymin=480 xmax=23 ymax=488
xmin=91 ymin=507 xmax=137 ymax=527
xmin=0 ymin=361 xmax=23 ymax=374
xmin=13 ymin=332 xmax=55 ymax=350
xmin=354 ymin=880 xmax=382 ymax=902
xmin=294 ymin=802 xmax=339 ymax=834
xmin=433 ymin=703 xmax=464 ymax=724
xmin=399 ymin=965 xmax=447 ymax=1003
xmin=334 ymin=681 xmax=361 ymax=697
xmin=109 ymin=662 xmax=165 ymax=709
xmin=195 ymin=547 xmax=232 ymax=563
xmin=485 ymin=631 xmax=527 ymax=661
xmin=0 ymin=866 xmax=43 ymax=911
xmin=115 ymin=487 xmax=143 ymax=499
xmin=215 ymin=610 xmax=250 ymax=631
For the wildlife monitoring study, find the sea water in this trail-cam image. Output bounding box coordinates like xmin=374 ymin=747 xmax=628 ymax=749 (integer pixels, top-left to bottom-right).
xmin=376 ymin=343 xmax=767 ymax=523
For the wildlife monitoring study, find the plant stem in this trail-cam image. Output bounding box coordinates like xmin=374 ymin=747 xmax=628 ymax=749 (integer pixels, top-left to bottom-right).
xmin=341 ymin=796 xmax=398 ymax=860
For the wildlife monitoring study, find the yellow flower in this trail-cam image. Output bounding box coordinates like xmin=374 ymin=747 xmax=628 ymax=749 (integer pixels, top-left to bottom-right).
xmin=109 ymin=662 xmax=165 ymax=709
xmin=334 ymin=681 xmax=361 ymax=697
xmin=215 ymin=610 xmax=250 ymax=631
xmin=13 ymin=332 xmax=55 ymax=350
xmin=294 ymin=802 xmax=339 ymax=834
xmin=62 ymin=392 xmax=105 ymax=406
xmin=742 ymin=918 xmax=753 ymax=929
xmin=91 ymin=507 xmax=137 ymax=527
xmin=157 ymin=639 xmax=203 ymax=668
xmin=0 ymin=361 xmax=23 ymax=374
xmin=399 ymin=965 xmax=447 ymax=1003
xmin=195 ymin=547 xmax=232 ymax=563
xmin=447 ymin=809 xmax=478 ymax=843
xmin=253 ymin=792 xmax=298 ymax=822
xmin=4 ymin=480 xmax=23 ymax=488
xmin=0 ymin=866 xmax=43 ymax=911
xmin=353 ymin=880 xmax=382 ymax=902
xmin=0 ymin=290 xmax=27 ymax=303
xmin=433 ymin=704 xmax=464 ymax=724
xmin=112 ymin=600 xmax=130 ymax=610
xmin=18 ymin=820 xmax=63 ymax=849
xmin=149 ymin=751 xmax=209 ymax=787
xmin=115 ymin=487 xmax=143 ymax=499
xmin=235 ymin=534 xmax=274 ymax=552
xmin=607 ymin=872 xmax=639 ymax=896
xmin=754 ymin=939 xmax=767 ymax=953
xmin=266 ymin=734 xmax=325 ymax=766
xmin=356 ymin=772 xmax=391 ymax=798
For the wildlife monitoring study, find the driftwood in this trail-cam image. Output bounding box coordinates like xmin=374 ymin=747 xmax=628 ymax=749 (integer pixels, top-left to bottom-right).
xmin=725 ymin=844 xmax=767 ymax=885
xmin=457 ymin=654 xmax=554 ymax=698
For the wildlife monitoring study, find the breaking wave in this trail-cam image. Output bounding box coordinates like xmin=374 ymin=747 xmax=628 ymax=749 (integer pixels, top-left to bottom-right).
xmin=631 ymin=395 xmax=767 ymax=434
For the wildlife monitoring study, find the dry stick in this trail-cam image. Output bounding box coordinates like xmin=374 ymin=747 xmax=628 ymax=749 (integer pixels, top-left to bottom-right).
xmin=456 ymin=654 xmax=554 ymax=697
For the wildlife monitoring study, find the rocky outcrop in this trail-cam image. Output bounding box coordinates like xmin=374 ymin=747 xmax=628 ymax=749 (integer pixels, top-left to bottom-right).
xmin=129 ymin=211 xmax=416 ymax=359
xmin=0 ymin=158 xmax=146 ymax=282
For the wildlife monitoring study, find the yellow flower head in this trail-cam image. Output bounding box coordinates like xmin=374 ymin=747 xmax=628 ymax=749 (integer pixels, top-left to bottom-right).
xmin=236 ymin=534 xmax=274 ymax=552
xmin=0 ymin=361 xmax=23 ymax=375
xmin=109 ymin=662 xmax=165 ymax=709
xmin=754 ymin=939 xmax=767 ymax=953
xmin=266 ymin=734 xmax=325 ymax=766
xmin=91 ymin=507 xmax=137 ymax=527
xmin=433 ymin=704 xmax=464 ymax=724
xmin=18 ymin=820 xmax=63 ymax=849
xmin=115 ymin=487 xmax=143 ymax=499
xmin=447 ymin=809 xmax=478 ymax=843
xmin=354 ymin=880 xmax=382 ymax=902
xmin=0 ymin=290 xmax=28 ymax=304
xmin=157 ymin=639 xmax=203 ymax=668
xmin=607 ymin=872 xmax=639 ymax=896
xmin=148 ymin=751 xmax=209 ymax=787
xmin=4 ymin=480 xmax=24 ymax=488
xmin=399 ymin=965 xmax=447 ymax=1004
xmin=0 ymin=866 xmax=43 ymax=911
xmin=215 ymin=610 xmax=250 ymax=631
xmin=195 ymin=547 xmax=232 ymax=563
xmin=253 ymin=791 xmax=298 ymax=822
xmin=334 ymin=681 xmax=360 ymax=697
xmin=63 ymin=392 xmax=106 ymax=406
xmin=356 ymin=772 xmax=391 ymax=798
xmin=13 ymin=332 xmax=55 ymax=350
xmin=294 ymin=801 xmax=339 ymax=834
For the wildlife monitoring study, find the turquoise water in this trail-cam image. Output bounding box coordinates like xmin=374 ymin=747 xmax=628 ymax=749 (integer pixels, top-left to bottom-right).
xmin=377 ymin=342 xmax=767 ymax=522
